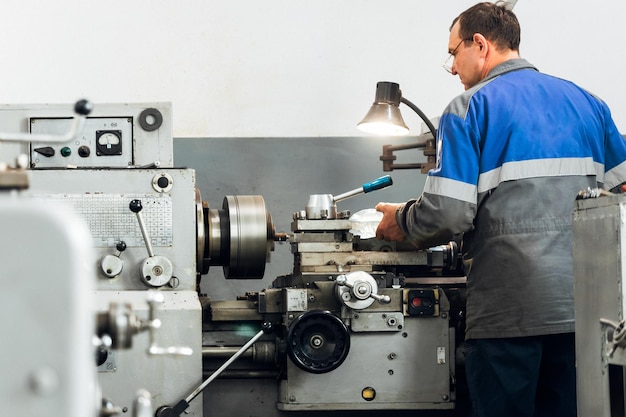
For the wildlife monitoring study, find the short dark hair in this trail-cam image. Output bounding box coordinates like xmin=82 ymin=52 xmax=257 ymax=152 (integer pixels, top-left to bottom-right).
xmin=451 ymin=2 xmax=520 ymax=52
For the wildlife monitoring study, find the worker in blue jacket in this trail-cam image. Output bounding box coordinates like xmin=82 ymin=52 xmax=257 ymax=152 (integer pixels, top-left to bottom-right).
xmin=375 ymin=2 xmax=626 ymax=416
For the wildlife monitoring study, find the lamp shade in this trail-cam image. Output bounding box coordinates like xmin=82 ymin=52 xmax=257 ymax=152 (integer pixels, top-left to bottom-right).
xmin=357 ymin=82 xmax=409 ymax=136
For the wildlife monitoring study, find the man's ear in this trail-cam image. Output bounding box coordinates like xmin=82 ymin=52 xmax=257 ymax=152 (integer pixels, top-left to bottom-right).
xmin=473 ymin=33 xmax=488 ymax=52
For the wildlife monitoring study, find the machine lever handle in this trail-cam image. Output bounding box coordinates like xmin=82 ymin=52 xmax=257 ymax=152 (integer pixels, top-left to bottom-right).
xmin=369 ymin=292 xmax=391 ymax=304
xmin=333 ymin=175 xmax=393 ymax=203
xmin=362 ymin=175 xmax=393 ymax=193
xmin=129 ymin=199 xmax=176 ymax=288
xmin=129 ymin=199 xmax=155 ymax=258
xmin=156 ymin=322 xmax=275 ymax=417
xmin=336 ymin=273 xmax=391 ymax=305
xmin=0 ymin=99 xmax=92 ymax=143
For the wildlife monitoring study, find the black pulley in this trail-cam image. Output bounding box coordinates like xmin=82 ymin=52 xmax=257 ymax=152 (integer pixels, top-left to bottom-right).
xmin=286 ymin=310 xmax=350 ymax=374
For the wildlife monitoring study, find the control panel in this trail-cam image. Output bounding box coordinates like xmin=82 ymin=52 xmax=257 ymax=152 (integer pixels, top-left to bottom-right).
xmin=0 ymin=102 xmax=173 ymax=169
xmin=30 ymin=117 xmax=133 ymax=168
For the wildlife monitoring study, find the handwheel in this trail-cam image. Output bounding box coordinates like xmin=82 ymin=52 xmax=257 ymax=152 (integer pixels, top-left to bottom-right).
xmin=286 ymin=310 xmax=350 ymax=374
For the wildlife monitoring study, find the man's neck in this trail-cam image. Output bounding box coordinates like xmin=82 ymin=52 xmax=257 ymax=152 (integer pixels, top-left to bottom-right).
xmin=481 ymin=49 xmax=520 ymax=80
xmin=490 ymin=50 xmax=521 ymax=69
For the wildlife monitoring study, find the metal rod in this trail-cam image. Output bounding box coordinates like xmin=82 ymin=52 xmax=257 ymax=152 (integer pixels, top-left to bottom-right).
xmin=201 ymin=370 xmax=279 ymax=379
xmin=202 ymin=346 xmax=254 ymax=358
xmin=0 ymin=117 xmax=85 ymax=143
xmin=388 ymin=163 xmax=425 ymax=170
xmin=333 ymin=187 xmax=362 ymax=203
xmin=0 ymin=100 xmax=92 ymax=143
xmin=134 ymin=211 xmax=154 ymax=257
xmin=185 ymin=329 xmax=265 ymax=403
xmin=385 ymin=142 xmax=425 ymax=152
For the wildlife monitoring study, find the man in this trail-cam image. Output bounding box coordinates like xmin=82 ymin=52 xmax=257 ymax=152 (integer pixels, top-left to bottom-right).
xmin=375 ymin=2 xmax=626 ymax=417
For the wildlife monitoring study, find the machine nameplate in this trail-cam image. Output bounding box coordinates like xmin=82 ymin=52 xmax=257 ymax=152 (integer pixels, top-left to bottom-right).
xmin=437 ymin=346 xmax=446 ymax=364
xmin=285 ymin=289 xmax=308 ymax=312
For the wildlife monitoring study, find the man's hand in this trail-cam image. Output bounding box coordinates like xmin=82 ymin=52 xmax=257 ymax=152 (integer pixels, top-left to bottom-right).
xmin=375 ymin=202 xmax=407 ymax=242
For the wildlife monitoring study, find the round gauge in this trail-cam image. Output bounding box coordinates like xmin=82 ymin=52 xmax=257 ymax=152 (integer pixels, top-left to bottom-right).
xmin=96 ymin=130 xmax=122 ymax=155
xmin=98 ymin=132 xmax=120 ymax=147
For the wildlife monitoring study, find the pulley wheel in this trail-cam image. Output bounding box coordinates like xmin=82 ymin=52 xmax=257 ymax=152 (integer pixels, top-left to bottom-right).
xmin=286 ymin=310 xmax=350 ymax=374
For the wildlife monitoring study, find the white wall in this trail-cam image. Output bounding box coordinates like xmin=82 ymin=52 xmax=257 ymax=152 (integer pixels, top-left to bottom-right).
xmin=1 ymin=0 xmax=623 ymax=137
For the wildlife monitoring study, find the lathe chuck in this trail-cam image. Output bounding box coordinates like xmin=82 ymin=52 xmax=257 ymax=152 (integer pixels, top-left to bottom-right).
xmin=201 ymin=194 xmax=275 ymax=279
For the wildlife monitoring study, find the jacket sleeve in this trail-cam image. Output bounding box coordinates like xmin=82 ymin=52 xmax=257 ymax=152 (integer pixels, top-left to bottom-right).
xmin=393 ymin=99 xmax=480 ymax=249
xmin=602 ymin=103 xmax=626 ymax=191
xmin=396 ymin=191 xmax=475 ymax=249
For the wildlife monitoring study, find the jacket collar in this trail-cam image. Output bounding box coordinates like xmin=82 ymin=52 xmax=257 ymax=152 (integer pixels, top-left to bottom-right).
xmin=483 ymin=58 xmax=538 ymax=83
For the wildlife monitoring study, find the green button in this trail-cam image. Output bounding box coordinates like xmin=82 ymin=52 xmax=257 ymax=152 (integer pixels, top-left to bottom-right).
xmin=60 ymin=147 xmax=71 ymax=157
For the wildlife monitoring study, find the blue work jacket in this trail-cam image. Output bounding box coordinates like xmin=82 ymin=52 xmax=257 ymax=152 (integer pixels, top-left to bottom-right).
xmin=397 ymin=59 xmax=626 ymax=339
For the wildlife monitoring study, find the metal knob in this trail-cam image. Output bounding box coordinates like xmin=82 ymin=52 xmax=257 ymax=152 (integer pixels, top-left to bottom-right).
xmin=336 ymin=271 xmax=390 ymax=310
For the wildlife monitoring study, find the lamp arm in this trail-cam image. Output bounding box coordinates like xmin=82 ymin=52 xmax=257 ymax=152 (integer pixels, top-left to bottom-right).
xmin=400 ymin=97 xmax=437 ymax=139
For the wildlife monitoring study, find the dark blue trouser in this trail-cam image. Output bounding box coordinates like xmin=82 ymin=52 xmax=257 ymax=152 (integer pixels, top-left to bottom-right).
xmin=464 ymin=333 xmax=577 ymax=417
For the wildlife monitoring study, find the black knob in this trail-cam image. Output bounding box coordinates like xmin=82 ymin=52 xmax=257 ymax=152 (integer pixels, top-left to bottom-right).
xmin=129 ymin=199 xmax=143 ymax=213
xmin=157 ymin=176 xmax=170 ymax=189
xmin=74 ymin=99 xmax=93 ymax=116
xmin=34 ymin=146 xmax=55 ymax=157
xmin=78 ymin=145 xmax=91 ymax=157
xmin=262 ymin=321 xmax=275 ymax=334
xmin=116 ymin=241 xmax=127 ymax=252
